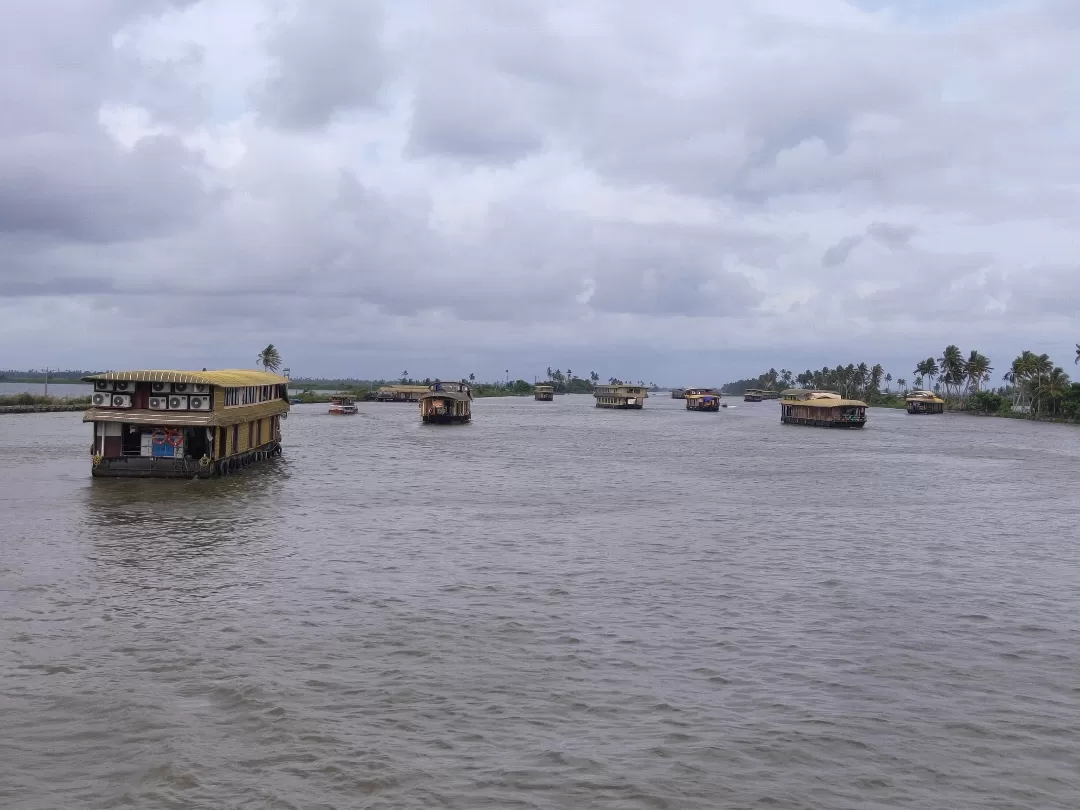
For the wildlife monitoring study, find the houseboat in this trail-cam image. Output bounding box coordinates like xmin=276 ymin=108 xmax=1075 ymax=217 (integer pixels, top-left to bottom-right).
xmin=905 ymin=390 xmax=945 ymax=414
xmin=82 ymin=369 xmax=289 ymax=478
xmin=375 ymin=385 xmax=429 ymax=402
xmin=744 ymin=389 xmax=763 ymax=402
xmin=594 ymin=384 xmax=648 ymax=409
xmin=534 ymin=384 xmax=555 ymax=401
xmin=671 ymin=388 xmax=686 ymax=399
xmin=420 ymin=381 xmax=472 ymax=424
xmin=328 ymin=395 xmax=358 ymax=415
xmin=761 ymin=390 xmax=780 ymax=400
xmin=779 ymin=389 xmax=867 ymax=428
xmin=685 ymin=388 xmax=721 ymax=411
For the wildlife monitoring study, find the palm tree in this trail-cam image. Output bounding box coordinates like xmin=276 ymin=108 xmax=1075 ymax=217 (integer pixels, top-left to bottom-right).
xmin=401 ymin=370 xmax=409 ymax=384
xmin=590 ymin=371 xmax=599 ymax=383
xmin=884 ymin=373 xmax=892 ymax=392
xmin=938 ymin=345 xmax=964 ymax=401
xmin=257 ymin=344 xmax=282 ymax=372
xmin=1033 ymin=366 xmax=1071 ymax=417
xmin=915 ymin=358 xmax=939 ymax=393
xmin=964 ymin=351 xmax=992 ymax=393
xmin=1075 ymin=344 xmax=1080 ymax=365
xmin=469 ymin=373 xmax=475 ymax=383
xmin=897 ymin=377 xmax=907 ymax=393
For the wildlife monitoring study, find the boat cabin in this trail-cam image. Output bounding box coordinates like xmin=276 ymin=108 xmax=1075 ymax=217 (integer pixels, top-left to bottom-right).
xmin=375 ymin=385 xmax=429 ymax=402
xmin=534 ymin=384 xmax=555 ymax=401
xmin=761 ymin=390 xmax=780 ymax=400
xmin=905 ymin=390 xmax=945 ymax=414
xmin=779 ymin=389 xmax=867 ymax=428
xmin=594 ymin=384 xmax=648 ymax=409
xmin=82 ymin=369 xmax=290 ymax=478
xmin=685 ymin=388 xmax=721 ymax=411
xmin=671 ymin=388 xmax=686 ymax=399
xmin=744 ymin=389 xmax=763 ymax=402
xmin=329 ymin=395 xmax=358 ymax=415
xmin=420 ymin=381 xmax=472 ymax=424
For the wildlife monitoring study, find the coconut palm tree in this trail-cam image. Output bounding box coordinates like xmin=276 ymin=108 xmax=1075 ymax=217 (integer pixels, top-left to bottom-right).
xmin=897 ymin=377 xmax=907 ymax=393
xmin=1075 ymin=344 xmax=1080 ymax=365
xmin=938 ymin=345 xmax=964 ymax=401
xmin=884 ymin=373 xmax=892 ymax=392
xmin=257 ymin=344 xmax=282 ymax=372
xmin=964 ymin=351 xmax=992 ymax=393
xmin=469 ymin=373 xmax=475 ymax=383
xmin=1032 ymin=366 xmax=1071 ymax=417
xmin=915 ymin=358 xmax=938 ymax=392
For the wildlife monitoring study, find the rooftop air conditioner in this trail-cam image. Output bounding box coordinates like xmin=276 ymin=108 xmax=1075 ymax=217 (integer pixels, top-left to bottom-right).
xmin=188 ymin=395 xmax=211 ymax=411
xmin=91 ymin=392 xmax=112 ymax=407
xmin=148 ymin=396 xmax=168 ymax=411
xmin=172 ymin=383 xmax=191 ymax=394
xmin=151 ymin=381 xmax=172 ymax=394
xmin=111 ymin=394 xmax=132 ymax=409
xmin=167 ymin=395 xmax=189 ymax=410
xmin=93 ymin=380 xmax=114 ymax=393
xmin=113 ymin=381 xmax=134 ymax=393
xmin=190 ymin=383 xmax=210 ymax=395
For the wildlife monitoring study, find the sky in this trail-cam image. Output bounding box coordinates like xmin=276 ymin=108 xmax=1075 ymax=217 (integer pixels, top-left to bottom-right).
xmin=1 ymin=0 xmax=1077 ymax=385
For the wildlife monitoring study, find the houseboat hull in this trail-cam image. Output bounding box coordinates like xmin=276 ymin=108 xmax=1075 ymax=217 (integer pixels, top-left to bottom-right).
xmin=595 ymin=402 xmax=643 ymax=409
xmin=422 ymin=413 xmax=471 ymax=424
xmin=91 ymin=441 xmax=283 ymax=478
xmin=686 ymin=401 xmax=721 ymax=411
xmin=906 ymin=404 xmax=944 ymax=414
xmin=744 ymin=395 xmax=762 ymax=402
xmin=535 ymin=394 xmax=554 ymax=401
xmin=780 ymin=415 xmax=866 ymax=428
xmin=329 ymin=405 xmax=358 ymax=415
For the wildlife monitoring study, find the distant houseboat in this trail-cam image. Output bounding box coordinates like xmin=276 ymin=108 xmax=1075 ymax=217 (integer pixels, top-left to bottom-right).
xmin=534 ymin=384 xmax=555 ymax=401
xmin=328 ymin=395 xmax=358 ymax=415
xmin=671 ymin=388 xmax=686 ymax=399
xmin=685 ymin=388 xmax=721 ymax=411
xmin=779 ymin=389 xmax=867 ymax=428
xmin=594 ymin=384 xmax=648 ymax=409
xmin=420 ymin=381 xmax=472 ymax=424
xmin=761 ymin=390 xmax=780 ymax=400
xmin=82 ymin=369 xmax=289 ymax=478
xmin=744 ymin=389 xmax=763 ymax=402
xmin=375 ymin=385 xmax=429 ymax=402
xmin=905 ymin=390 xmax=945 ymax=414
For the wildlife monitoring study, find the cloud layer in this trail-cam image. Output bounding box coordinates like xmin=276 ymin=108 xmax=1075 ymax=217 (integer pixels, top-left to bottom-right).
xmin=2 ymin=0 xmax=1077 ymax=381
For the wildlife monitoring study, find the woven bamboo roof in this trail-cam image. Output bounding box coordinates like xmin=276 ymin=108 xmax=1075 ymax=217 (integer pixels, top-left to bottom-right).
xmin=83 ymin=399 xmax=288 ymax=427
xmin=82 ymin=369 xmax=288 ymax=387
xmin=786 ymin=398 xmax=868 ymax=408
xmin=534 ymin=384 xmax=555 ymax=391
xmin=420 ymin=391 xmax=471 ymax=402
xmin=905 ymin=391 xmax=945 ymax=403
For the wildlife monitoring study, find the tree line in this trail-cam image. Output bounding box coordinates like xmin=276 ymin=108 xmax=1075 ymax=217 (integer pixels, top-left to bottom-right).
xmin=723 ymin=344 xmax=1080 ymax=420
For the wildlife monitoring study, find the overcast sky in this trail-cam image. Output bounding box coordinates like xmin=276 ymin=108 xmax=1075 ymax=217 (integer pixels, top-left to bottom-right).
xmin=1 ymin=0 xmax=1077 ymax=384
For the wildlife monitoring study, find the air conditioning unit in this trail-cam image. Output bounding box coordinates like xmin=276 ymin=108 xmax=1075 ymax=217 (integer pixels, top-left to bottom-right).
xmin=172 ymin=383 xmax=191 ymax=394
xmin=93 ymin=380 xmax=114 ymax=393
xmin=188 ymin=395 xmax=211 ymax=411
xmin=167 ymin=395 xmax=189 ymax=410
xmin=111 ymin=394 xmax=132 ymax=408
xmin=148 ymin=396 xmax=168 ymax=410
xmin=91 ymin=392 xmax=112 ymax=407
xmin=190 ymin=383 xmax=210 ymax=395
xmin=151 ymin=381 xmax=172 ymax=394
xmin=113 ymin=381 xmax=134 ymax=393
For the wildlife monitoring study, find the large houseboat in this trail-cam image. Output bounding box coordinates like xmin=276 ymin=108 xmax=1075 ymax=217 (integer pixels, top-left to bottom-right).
xmin=420 ymin=381 xmax=472 ymax=424
xmin=594 ymin=384 xmax=648 ymax=409
xmin=685 ymin=388 xmax=721 ymax=411
xmin=744 ymin=389 xmax=763 ymax=402
xmin=761 ymin=390 xmax=780 ymax=400
xmin=82 ymin=369 xmax=289 ymax=478
xmin=905 ymin=390 xmax=945 ymax=414
xmin=671 ymin=388 xmax=686 ymax=399
xmin=779 ymin=389 xmax=867 ymax=428
xmin=534 ymin=384 xmax=555 ymax=401
xmin=375 ymin=385 xmax=429 ymax=402
xmin=329 ymin=395 xmax=358 ymax=415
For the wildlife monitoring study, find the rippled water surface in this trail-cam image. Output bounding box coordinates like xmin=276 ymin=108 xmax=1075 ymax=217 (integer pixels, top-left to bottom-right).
xmin=3 ymin=396 xmax=1080 ymax=809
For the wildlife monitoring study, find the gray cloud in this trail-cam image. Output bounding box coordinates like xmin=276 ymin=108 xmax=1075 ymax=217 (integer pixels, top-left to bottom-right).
xmin=0 ymin=0 xmax=1078 ymax=381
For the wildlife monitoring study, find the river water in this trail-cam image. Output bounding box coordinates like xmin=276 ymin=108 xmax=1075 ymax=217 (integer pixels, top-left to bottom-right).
xmin=2 ymin=396 xmax=1079 ymax=809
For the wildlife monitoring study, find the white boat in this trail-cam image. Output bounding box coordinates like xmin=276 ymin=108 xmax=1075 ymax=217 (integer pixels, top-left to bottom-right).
xmin=328 ymin=395 xmax=358 ymax=415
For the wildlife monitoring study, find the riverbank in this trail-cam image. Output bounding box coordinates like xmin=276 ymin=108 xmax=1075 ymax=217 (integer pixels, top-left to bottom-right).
xmin=0 ymin=394 xmax=90 ymax=414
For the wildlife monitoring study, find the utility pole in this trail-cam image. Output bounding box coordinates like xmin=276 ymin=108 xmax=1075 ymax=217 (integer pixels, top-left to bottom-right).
xmin=44 ymin=367 xmax=48 ymax=397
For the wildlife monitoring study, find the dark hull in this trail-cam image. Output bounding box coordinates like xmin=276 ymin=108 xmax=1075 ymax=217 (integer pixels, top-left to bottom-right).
xmin=744 ymin=397 xmax=762 ymax=402
xmin=91 ymin=441 xmax=283 ymax=478
xmin=535 ymin=395 xmax=554 ymax=401
xmin=423 ymin=414 xmax=471 ymax=424
xmin=781 ymin=416 xmax=865 ymax=428
xmin=687 ymin=405 xmax=720 ymax=412
xmin=906 ymin=406 xmax=943 ymax=414
xmin=596 ymin=403 xmax=644 ymax=409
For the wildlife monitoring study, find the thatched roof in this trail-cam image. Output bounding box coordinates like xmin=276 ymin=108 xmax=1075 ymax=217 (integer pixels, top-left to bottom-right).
xmin=420 ymin=391 xmax=471 ymax=402
xmin=906 ymin=391 xmax=945 ymax=403
xmin=82 ymin=369 xmax=288 ymax=386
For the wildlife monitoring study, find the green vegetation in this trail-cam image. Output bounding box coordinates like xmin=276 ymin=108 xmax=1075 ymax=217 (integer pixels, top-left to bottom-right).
xmin=0 ymin=369 xmax=98 ymax=384
xmin=0 ymin=393 xmax=91 ymax=410
xmin=726 ymin=344 xmax=1080 ymax=423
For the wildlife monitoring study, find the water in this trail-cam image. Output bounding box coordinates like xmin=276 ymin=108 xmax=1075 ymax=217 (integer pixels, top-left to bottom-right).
xmin=2 ymin=396 xmax=1080 ymax=809
xmin=0 ymin=382 xmax=92 ymax=397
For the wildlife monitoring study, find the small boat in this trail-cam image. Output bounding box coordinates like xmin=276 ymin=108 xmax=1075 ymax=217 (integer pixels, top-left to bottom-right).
xmin=685 ymin=388 xmax=721 ymax=411
xmin=905 ymin=390 xmax=945 ymax=414
xmin=420 ymin=381 xmax=472 ymax=424
xmin=328 ymin=395 xmax=358 ymax=415
xmin=534 ymin=384 xmax=555 ymax=401
xmin=289 ymin=396 xmax=302 ymax=405
xmin=671 ymin=388 xmax=686 ymax=399
xmin=594 ymin=384 xmax=648 ymax=409
xmin=779 ymin=389 xmax=867 ymax=428
xmin=744 ymin=389 xmax=763 ymax=402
